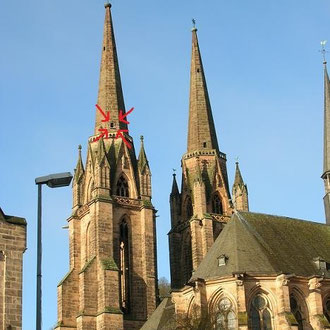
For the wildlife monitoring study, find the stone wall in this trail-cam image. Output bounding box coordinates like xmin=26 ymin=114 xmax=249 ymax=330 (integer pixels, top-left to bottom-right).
xmin=0 ymin=214 xmax=26 ymax=329
xmin=171 ymin=275 xmax=330 ymax=330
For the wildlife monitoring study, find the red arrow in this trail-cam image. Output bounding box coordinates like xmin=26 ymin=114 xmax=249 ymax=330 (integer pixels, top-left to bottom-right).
xmin=116 ymin=129 xmax=131 ymax=149
xmin=95 ymin=128 xmax=109 ymax=142
xmin=119 ymin=107 xmax=134 ymax=124
xmin=96 ymin=104 xmax=110 ymax=122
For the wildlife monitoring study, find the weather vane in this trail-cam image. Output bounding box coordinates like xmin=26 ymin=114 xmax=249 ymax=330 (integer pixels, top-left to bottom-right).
xmin=192 ymin=18 xmax=196 ymax=29
xmin=320 ymin=40 xmax=328 ymax=64
xmin=235 ymin=156 xmax=239 ymax=163
xmin=172 ymin=168 xmax=176 ymax=175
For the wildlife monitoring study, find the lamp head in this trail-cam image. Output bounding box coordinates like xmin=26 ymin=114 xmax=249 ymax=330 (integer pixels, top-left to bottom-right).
xmin=35 ymin=172 xmax=73 ymax=188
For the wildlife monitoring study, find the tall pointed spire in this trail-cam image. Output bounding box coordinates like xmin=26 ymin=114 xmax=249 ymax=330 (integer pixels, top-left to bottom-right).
xmin=169 ymin=24 xmax=233 ymax=289
xmin=95 ymin=3 xmax=127 ymax=135
xmin=322 ymin=59 xmax=330 ymax=225
xmin=187 ymin=25 xmax=219 ymax=152
xmin=323 ymin=63 xmax=330 ymax=176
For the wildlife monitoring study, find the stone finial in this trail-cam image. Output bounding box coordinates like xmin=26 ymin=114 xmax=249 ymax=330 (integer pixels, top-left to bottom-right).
xmin=192 ymin=18 xmax=197 ymax=32
xmin=104 ymin=1 xmax=112 ymax=9
xmin=321 ymin=40 xmax=327 ymax=65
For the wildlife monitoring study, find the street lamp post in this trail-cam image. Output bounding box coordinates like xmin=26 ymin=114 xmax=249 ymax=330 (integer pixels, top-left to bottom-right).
xmin=35 ymin=172 xmax=73 ymax=330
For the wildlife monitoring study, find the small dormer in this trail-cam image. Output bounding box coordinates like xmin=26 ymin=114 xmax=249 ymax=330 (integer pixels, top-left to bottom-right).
xmin=218 ymin=254 xmax=228 ymax=267
xmin=313 ymin=256 xmax=329 ymax=271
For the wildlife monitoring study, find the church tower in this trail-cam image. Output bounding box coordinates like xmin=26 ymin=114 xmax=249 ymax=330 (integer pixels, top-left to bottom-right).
xmin=169 ymin=26 xmax=233 ymax=290
xmin=56 ymin=4 xmax=158 ymax=330
xmin=232 ymin=161 xmax=249 ymax=211
xmin=322 ymin=58 xmax=330 ymax=225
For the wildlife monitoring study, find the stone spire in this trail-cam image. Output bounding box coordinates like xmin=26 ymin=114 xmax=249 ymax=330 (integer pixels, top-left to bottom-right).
xmin=171 ymin=173 xmax=179 ymax=195
xmin=187 ymin=26 xmax=219 ymax=152
xmin=74 ymin=145 xmax=84 ymax=182
xmin=138 ymin=136 xmax=149 ymax=173
xmin=323 ymin=63 xmax=330 ymax=176
xmin=233 ymin=161 xmax=244 ymax=187
xmin=322 ymin=61 xmax=330 ymax=225
xmin=138 ymin=136 xmax=152 ymax=199
xmin=94 ymin=3 xmax=127 ymax=135
xmin=168 ymin=25 xmax=233 ymax=289
xmin=232 ymin=161 xmax=249 ymax=212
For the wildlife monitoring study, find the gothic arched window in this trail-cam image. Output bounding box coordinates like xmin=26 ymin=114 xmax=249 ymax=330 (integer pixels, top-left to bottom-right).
xmin=85 ymin=222 xmax=91 ymax=261
xmin=212 ymin=194 xmax=223 ymax=214
xmin=249 ymin=294 xmax=273 ymax=330
xmin=116 ymin=176 xmax=129 ymax=197
xmin=216 ymin=298 xmax=237 ymax=330
xmin=324 ymin=297 xmax=330 ymax=323
xmin=120 ymin=219 xmax=130 ymax=313
xmin=183 ymin=232 xmax=193 ymax=283
xmin=186 ymin=197 xmax=193 ymax=220
xmin=86 ymin=179 xmax=94 ymax=203
xmin=290 ymin=296 xmax=304 ymax=330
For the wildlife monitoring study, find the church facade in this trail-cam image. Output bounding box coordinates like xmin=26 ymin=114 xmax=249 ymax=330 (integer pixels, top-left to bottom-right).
xmin=56 ymin=3 xmax=330 ymax=330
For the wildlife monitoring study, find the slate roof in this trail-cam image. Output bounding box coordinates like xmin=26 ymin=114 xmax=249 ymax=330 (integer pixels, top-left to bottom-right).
xmin=142 ymin=211 xmax=330 ymax=329
xmin=140 ymin=297 xmax=176 ymax=330
xmin=191 ymin=211 xmax=330 ymax=281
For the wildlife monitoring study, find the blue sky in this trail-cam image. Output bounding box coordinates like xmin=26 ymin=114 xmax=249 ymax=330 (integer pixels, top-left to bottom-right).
xmin=1 ymin=0 xmax=330 ymax=328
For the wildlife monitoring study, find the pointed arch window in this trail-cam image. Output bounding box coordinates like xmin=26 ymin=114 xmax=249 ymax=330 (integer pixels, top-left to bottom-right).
xmin=186 ymin=197 xmax=193 ymax=220
xmin=324 ymin=297 xmax=330 ymax=323
xmin=85 ymin=222 xmax=91 ymax=261
xmin=120 ymin=219 xmax=130 ymax=313
xmin=86 ymin=179 xmax=94 ymax=203
xmin=116 ymin=176 xmax=129 ymax=197
xmin=290 ymin=296 xmax=304 ymax=330
xmin=216 ymin=298 xmax=237 ymax=330
xmin=183 ymin=232 xmax=193 ymax=283
xmin=249 ymin=294 xmax=273 ymax=330
xmin=212 ymin=194 xmax=223 ymax=214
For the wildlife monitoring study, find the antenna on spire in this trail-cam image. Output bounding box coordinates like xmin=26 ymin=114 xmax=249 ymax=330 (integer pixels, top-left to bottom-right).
xmin=320 ymin=40 xmax=328 ymax=65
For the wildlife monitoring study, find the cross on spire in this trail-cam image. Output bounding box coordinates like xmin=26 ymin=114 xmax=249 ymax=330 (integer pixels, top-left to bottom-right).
xmin=320 ymin=40 xmax=328 ymax=65
xmin=192 ymin=18 xmax=197 ymax=32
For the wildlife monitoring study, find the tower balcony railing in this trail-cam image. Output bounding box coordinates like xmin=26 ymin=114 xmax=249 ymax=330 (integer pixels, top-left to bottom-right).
xmin=209 ymin=213 xmax=231 ymax=223
xmin=183 ymin=149 xmax=226 ymax=160
xmin=113 ymin=195 xmax=141 ymax=207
